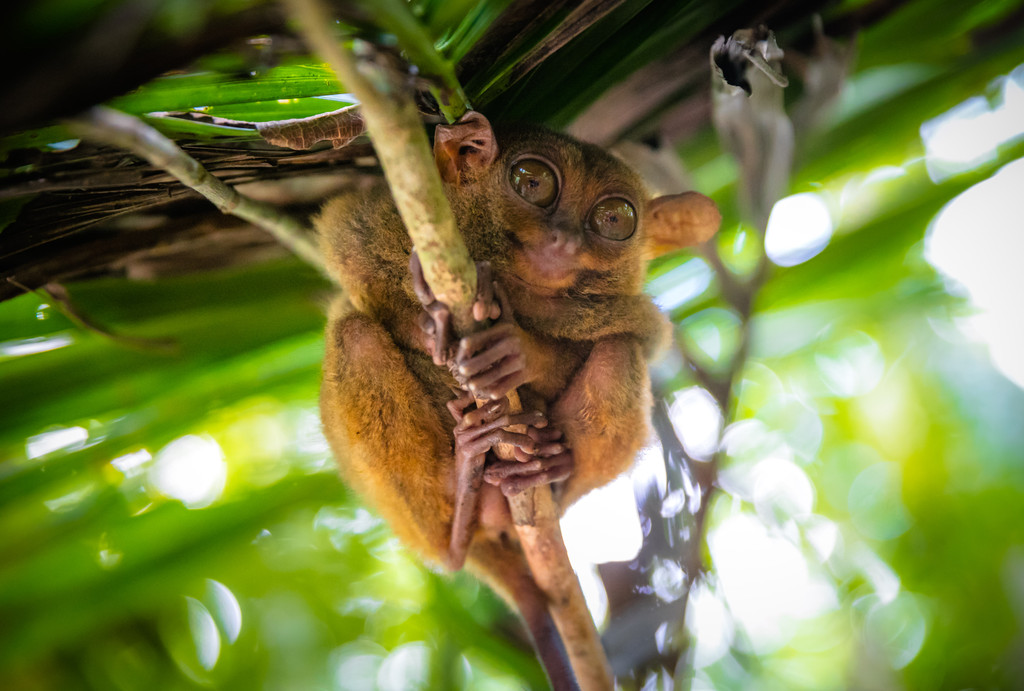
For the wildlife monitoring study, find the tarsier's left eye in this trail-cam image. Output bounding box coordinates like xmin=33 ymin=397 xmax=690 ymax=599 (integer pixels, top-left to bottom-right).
xmin=589 ymin=197 xmax=637 ymax=240
xmin=509 ymin=158 xmax=559 ymax=207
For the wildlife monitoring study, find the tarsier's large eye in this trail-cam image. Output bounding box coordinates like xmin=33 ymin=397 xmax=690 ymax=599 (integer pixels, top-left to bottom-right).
xmin=589 ymin=197 xmax=637 ymax=240
xmin=509 ymin=158 xmax=559 ymax=207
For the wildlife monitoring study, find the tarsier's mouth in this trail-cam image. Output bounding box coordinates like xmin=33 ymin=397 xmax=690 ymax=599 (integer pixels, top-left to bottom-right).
xmin=503 ymin=272 xmax=567 ymax=297
xmin=519 ymin=244 xmax=578 ymax=281
xmin=506 ymin=255 xmax=578 ymax=296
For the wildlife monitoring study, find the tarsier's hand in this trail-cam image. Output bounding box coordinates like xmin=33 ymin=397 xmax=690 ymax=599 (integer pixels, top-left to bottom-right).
xmin=410 ymin=252 xmax=500 ymax=366
xmin=483 ymin=411 xmax=573 ymax=496
xmin=454 ymin=281 xmax=532 ymax=400
xmin=446 ymin=393 xmax=556 ymax=570
xmin=447 ymin=393 xmax=545 ymax=466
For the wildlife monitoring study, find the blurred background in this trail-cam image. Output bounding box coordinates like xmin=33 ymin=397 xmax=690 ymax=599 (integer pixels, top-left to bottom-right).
xmin=1 ymin=0 xmax=1022 ymax=689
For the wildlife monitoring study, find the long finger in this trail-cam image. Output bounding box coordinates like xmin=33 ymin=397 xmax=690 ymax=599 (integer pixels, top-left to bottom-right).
xmin=489 ymin=282 xmax=501 ymax=320
xmin=472 ymin=262 xmax=494 ymax=322
xmin=512 ymin=439 xmax=566 ymax=461
xmin=471 ymin=353 xmax=524 ymax=390
xmin=458 ymin=336 xmax=518 ymax=378
xmin=455 ymin=397 xmax=509 ymax=430
xmin=525 ymin=425 xmax=560 ymax=443
xmin=460 ymin=408 xmax=544 ymax=438
xmin=456 ymin=323 xmax=514 ymax=362
xmin=409 ymin=251 xmax=435 ymax=306
xmin=519 ymin=441 xmax=566 ymax=459
xmin=472 ymin=369 xmax=529 ymax=401
xmin=460 ymin=427 xmax=537 ymax=459
xmin=501 ymin=456 xmax=573 ymax=496
xmin=484 ymin=459 xmax=544 ymax=483
xmin=447 ymin=391 xmax=480 ymax=422
xmin=432 ymin=307 xmax=453 ymax=366
xmin=478 ymin=428 xmax=538 ymax=454
xmin=494 ymin=281 xmax=514 ymax=323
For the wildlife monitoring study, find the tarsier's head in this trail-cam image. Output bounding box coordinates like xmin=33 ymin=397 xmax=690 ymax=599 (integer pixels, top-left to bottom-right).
xmin=434 ymin=112 xmax=721 ymax=298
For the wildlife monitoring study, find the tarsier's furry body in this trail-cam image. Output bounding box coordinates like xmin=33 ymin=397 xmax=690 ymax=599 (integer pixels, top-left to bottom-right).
xmin=316 ymin=113 xmax=719 ymax=688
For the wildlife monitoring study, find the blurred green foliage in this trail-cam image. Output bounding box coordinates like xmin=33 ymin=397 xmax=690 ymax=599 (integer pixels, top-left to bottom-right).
xmin=1 ymin=0 xmax=1023 ymax=690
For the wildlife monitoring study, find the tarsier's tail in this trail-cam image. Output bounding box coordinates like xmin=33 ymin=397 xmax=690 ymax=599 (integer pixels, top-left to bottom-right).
xmin=468 ymin=540 xmax=580 ymax=691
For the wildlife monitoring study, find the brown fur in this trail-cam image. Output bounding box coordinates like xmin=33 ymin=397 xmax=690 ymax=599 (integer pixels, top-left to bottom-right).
xmin=316 ymin=118 xmax=719 ymax=681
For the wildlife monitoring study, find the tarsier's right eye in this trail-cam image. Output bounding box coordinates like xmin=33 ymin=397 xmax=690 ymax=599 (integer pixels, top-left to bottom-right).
xmin=509 ymin=158 xmax=559 ymax=207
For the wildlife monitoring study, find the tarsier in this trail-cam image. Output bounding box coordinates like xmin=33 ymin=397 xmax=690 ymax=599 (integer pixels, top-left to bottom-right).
xmin=317 ymin=112 xmax=720 ymax=687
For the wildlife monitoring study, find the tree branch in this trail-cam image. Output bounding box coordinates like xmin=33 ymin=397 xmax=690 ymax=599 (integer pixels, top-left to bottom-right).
xmin=283 ymin=0 xmax=476 ymax=319
xmin=348 ymin=0 xmax=471 ymax=123
xmin=663 ymin=25 xmax=797 ymax=680
xmin=65 ymin=107 xmax=328 ymax=277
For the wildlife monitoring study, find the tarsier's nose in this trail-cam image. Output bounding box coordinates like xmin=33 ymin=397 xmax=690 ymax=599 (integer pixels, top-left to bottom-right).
xmin=549 ymin=228 xmax=581 ymax=255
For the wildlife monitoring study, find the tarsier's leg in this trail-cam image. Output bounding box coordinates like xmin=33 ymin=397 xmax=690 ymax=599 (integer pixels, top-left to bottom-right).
xmin=320 ymin=307 xmax=458 ymax=563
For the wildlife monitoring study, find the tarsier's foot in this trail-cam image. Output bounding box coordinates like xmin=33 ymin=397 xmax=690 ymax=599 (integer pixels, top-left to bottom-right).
xmin=410 ymin=252 xmax=499 ymax=366
xmin=454 ymin=282 xmax=530 ymax=400
xmin=483 ymin=412 xmax=573 ymax=496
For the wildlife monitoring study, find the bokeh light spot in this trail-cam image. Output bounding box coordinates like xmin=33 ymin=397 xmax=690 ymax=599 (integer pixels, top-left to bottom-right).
xmin=646 ymin=257 xmax=714 ymax=311
xmin=686 ymin=583 xmax=734 ymax=668
xmin=710 ymin=514 xmax=838 ymax=653
xmin=205 ymin=580 xmax=242 ymax=644
xmin=816 ymin=331 xmax=885 ymax=397
xmin=921 ymin=64 xmax=1024 ymax=181
xmin=562 ymin=475 xmax=642 ymax=564
xmin=651 ymin=556 xmax=688 ymax=603
xmin=669 ymin=387 xmax=722 ymax=460
xmin=752 ymin=456 xmax=815 ymax=525
xmin=185 ymin=596 xmax=221 ymax=671
xmin=331 ymin=640 xmax=386 ymax=691
xmin=926 ymin=157 xmax=1024 ymax=389
xmin=149 ymin=435 xmax=227 ymax=509
xmin=0 ymin=333 xmax=75 ymax=358
xmin=377 ymin=642 xmax=430 ymax=691
xmin=848 ymin=462 xmax=912 ymax=540
xmin=765 ymin=193 xmax=833 ymax=267
xmin=864 ymin=591 xmax=928 ymax=669
xmin=110 ymin=449 xmax=152 ymax=478
xmin=96 ymin=532 xmax=123 ymax=570
xmin=26 ymin=425 xmax=87 ymax=459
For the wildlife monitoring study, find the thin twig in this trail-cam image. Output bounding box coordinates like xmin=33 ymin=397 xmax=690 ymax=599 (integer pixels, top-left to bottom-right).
xmin=65 ymin=107 xmax=329 ymax=278
xmin=660 ymin=25 xmax=796 ymax=681
xmin=6 ymin=278 xmax=178 ymax=354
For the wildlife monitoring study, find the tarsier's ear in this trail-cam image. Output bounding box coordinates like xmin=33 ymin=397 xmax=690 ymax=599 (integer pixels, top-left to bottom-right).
xmin=434 ymin=111 xmax=499 ymax=185
xmin=644 ymin=192 xmax=722 ymax=259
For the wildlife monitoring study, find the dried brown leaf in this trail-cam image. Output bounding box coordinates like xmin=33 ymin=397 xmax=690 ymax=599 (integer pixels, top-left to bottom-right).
xmin=256 ymin=105 xmax=365 ymax=150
